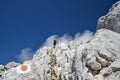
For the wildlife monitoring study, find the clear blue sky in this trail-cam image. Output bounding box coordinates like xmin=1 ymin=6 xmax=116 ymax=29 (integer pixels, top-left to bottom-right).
xmin=0 ymin=0 xmax=117 ymax=64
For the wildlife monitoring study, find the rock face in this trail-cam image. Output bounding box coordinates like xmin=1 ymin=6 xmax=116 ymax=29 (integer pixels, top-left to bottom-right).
xmin=0 ymin=1 xmax=120 ymax=80
xmin=97 ymin=1 xmax=120 ymax=33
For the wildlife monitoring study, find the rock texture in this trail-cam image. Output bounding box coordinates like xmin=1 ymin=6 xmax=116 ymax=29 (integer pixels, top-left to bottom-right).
xmin=0 ymin=1 xmax=120 ymax=80
xmin=97 ymin=1 xmax=120 ymax=33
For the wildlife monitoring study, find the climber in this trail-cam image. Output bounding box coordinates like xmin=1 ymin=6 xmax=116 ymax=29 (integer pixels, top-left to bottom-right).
xmin=53 ymin=40 xmax=57 ymax=48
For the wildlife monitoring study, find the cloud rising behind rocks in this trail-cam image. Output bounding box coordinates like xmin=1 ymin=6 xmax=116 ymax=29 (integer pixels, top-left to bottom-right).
xmin=16 ymin=30 xmax=94 ymax=62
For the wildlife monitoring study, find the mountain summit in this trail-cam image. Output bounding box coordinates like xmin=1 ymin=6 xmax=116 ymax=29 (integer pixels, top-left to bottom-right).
xmin=0 ymin=1 xmax=120 ymax=80
xmin=97 ymin=1 xmax=120 ymax=33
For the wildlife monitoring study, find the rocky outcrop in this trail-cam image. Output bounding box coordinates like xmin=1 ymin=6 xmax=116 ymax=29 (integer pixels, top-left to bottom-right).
xmin=5 ymin=62 xmax=21 ymax=70
xmin=0 ymin=28 xmax=120 ymax=80
xmin=0 ymin=1 xmax=120 ymax=80
xmin=97 ymin=1 xmax=120 ymax=33
xmin=0 ymin=62 xmax=20 ymax=79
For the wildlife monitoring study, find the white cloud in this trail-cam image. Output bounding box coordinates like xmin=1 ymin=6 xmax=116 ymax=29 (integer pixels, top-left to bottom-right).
xmin=58 ymin=34 xmax=72 ymax=43
xmin=16 ymin=48 xmax=34 ymax=62
xmin=74 ymin=30 xmax=94 ymax=43
xmin=43 ymin=30 xmax=94 ymax=46
xmin=16 ymin=30 xmax=94 ymax=62
xmin=42 ymin=34 xmax=72 ymax=47
xmin=43 ymin=35 xmax=58 ymax=47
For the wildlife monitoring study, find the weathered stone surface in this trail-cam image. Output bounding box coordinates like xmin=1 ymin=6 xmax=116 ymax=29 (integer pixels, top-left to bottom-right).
xmin=94 ymin=74 xmax=104 ymax=80
xmin=110 ymin=60 xmax=120 ymax=72
xmin=85 ymin=73 xmax=94 ymax=80
xmin=96 ymin=56 xmax=108 ymax=67
xmin=97 ymin=1 xmax=120 ymax=33
xmin=0 ymin=65 xmax=5 ymax=76
xmin=0 ymin=28 xmax=119 ymax=80
xmin=5 ymin=62 xmax=20 ymax=70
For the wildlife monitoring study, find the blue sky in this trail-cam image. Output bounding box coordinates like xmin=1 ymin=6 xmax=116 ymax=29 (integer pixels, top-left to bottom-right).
xmin=0 ymin=0 xmax=117 ymax=64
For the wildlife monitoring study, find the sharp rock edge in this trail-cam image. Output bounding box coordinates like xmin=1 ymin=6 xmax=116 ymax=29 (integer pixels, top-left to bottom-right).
xmin=97 ymin=1 xmax=120 ymax=33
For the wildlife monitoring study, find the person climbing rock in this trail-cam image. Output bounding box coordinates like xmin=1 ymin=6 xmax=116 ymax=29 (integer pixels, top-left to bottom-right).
xmin=53 ymin=40 xmax=57 ymax=48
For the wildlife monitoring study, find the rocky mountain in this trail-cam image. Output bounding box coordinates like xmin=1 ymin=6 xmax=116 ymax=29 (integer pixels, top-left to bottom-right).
xmin=97 ymin=1 xmax=120 ymax=33
xmin=0 ymin=1 xmax=120 ymax=80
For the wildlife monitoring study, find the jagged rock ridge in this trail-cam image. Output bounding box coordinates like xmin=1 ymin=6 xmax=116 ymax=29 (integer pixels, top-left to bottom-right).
xmin=0 ymin=1 xmax=120 ymax=80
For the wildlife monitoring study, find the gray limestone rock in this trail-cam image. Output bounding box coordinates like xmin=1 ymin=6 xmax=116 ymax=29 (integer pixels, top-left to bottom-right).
xmin=97 ymin=1 xmax=120 ymax=33
xmin=0 ymin=28 xmax=120 ymax=80
xmin=5 ymin=62 xmax=21 ymax=70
